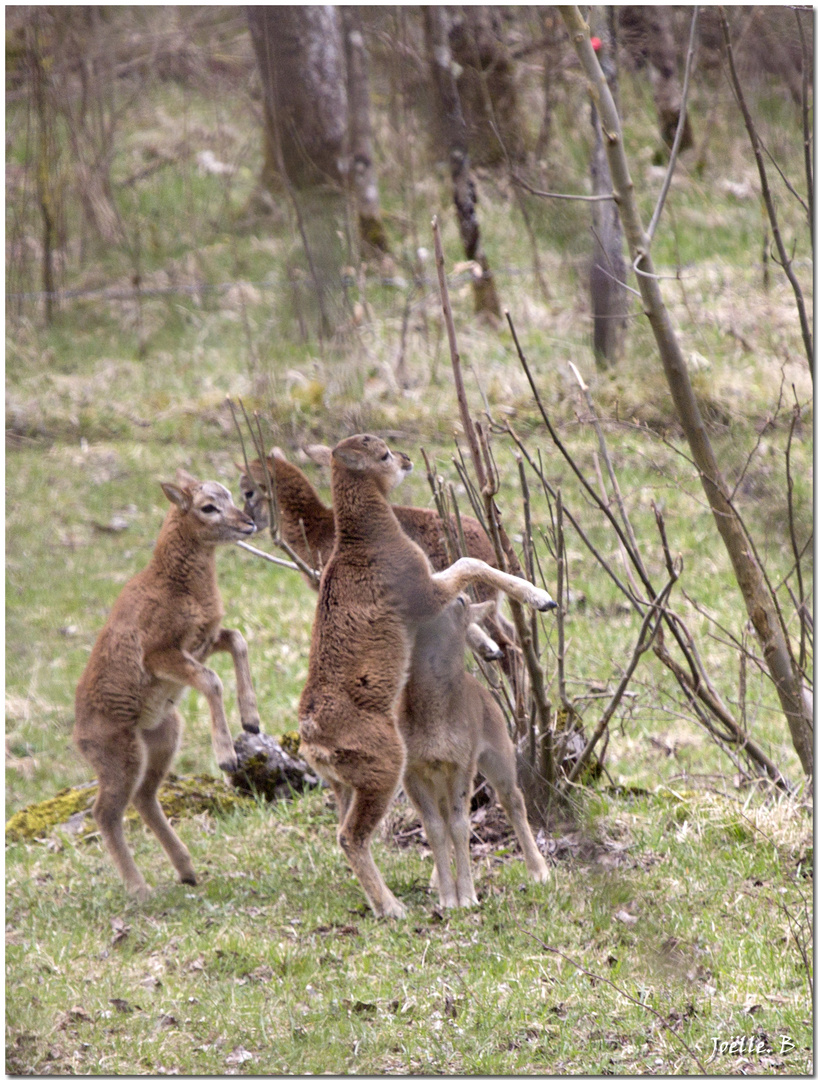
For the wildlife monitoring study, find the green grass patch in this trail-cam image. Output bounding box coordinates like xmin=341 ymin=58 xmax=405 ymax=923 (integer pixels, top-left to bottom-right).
xmin=6 ymin=788 xmax=812 ymax=1075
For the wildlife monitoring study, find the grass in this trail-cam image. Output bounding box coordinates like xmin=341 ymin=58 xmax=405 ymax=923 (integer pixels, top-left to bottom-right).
xmin=5 ymin=786 xmax=813 ymax=1075
xmin=5 ymin=10 xmax=813 ymax=1074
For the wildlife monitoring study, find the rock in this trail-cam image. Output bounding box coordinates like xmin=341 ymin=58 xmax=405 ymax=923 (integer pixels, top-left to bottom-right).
xmin=230 ymin=730 xmax=321 ymax=801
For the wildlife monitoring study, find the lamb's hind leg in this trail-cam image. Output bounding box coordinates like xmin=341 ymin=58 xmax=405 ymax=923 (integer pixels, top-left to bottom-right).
xmin=75 ymin=723 xmax=151 ymax=900
xmin=449 ymin=763 xmax=479 ymax=906
xmin=132 ymin=708 xmax=196 ymax=887
xmin=478 ymin=739 xmax=550 ymax=883
xmin=403 ymin=766 xmax=459 ymax=909
xmin=338 ymin=786 xmax=407 ymax=918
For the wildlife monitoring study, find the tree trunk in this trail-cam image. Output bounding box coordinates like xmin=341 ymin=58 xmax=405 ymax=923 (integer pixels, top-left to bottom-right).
xmin=341 ymin=7 xmax=391 ymax=259
xmin=588 ymin=15 xmax=629 ymax=368
xmin=247 ymin=5 xmax=348 ymax=338
xmin=448 ymin=7 xmax=525 ymax=167
xmin=560 ymin=6 xmax=813 ymax=779
xmin=618 ymin=6 xmax=694 ymax=158
xmin=423 ymin=5 xmax=501 ymax=320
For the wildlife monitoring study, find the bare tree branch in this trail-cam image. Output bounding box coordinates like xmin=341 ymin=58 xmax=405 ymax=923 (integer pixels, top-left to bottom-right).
xmin=720 ymin=7 xmax=813 ymax=372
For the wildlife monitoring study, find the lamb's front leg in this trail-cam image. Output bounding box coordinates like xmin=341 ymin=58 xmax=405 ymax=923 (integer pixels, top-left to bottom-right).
xmin=432 ymin=558 xmax=558 ymax=613
xmin=146 ymin=648 xmax=238 ymax=772
xmin=211 ymin=628 xmax=261 ymax=733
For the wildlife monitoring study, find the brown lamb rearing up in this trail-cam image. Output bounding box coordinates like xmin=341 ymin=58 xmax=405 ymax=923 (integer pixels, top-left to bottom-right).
xmin=73 ymin=470 xmax=261 ymax=900
xmin=238 ymin=445 xmax=521 ymax=656
xmin=297 ymin=434 xmax=557 ymax=918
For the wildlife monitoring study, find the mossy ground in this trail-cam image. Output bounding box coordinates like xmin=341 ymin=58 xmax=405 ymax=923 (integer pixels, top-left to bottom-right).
xmin=5 ymin=774 xmax=253 ymax=844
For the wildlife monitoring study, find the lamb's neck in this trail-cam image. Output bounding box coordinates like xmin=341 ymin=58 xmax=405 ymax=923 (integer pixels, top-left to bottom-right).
xmin=332 ymin=480 xmax=401 ymax=544
xmin=152 ymin=513 xmax=218 ymax=595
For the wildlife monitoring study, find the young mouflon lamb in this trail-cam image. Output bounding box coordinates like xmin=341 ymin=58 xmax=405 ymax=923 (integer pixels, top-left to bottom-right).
xmin=400 ymin=594 xmax=550 ymax=908
xmin=73 ymin=470 xmax=260 ymax=900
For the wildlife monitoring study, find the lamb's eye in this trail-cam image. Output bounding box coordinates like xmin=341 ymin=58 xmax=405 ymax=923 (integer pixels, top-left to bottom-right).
xmin=201 ymin=504 xmax=218 ymax=514
xmin=381 ymin=451 xmax=390 ymax=461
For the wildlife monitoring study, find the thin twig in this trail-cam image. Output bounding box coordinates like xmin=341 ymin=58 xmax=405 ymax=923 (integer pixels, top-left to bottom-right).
xmin=511 ymin=173 xmax=615 ymax=202
xmin=720 ymin=7 xmax=813 ymax=370
xmin=432 ymin=215 xmax=486 ymax=490
xmin=646 ymin=7 xmax=699 ymax=242
xmin=781 ymin=897 xmax=814 ymax=997
xmin=784 ymin=398 xmax=807 ymax=672
xmin=795 ymin=10 xmax=814 ymax=250
xmin=228 ymin=397 xmax=321 ymax=586
xmin=653 ymin=629 xmax=791 ymax=791
xmin=433 ymin=221 xmax=559 ymax=799
xmin=567 ymin=576 xmax=675 ymax=784
xmin=517 ymin=925 xmax=709 ymax=1073
xmin=236 ymin=541 xmax=300 ymax=572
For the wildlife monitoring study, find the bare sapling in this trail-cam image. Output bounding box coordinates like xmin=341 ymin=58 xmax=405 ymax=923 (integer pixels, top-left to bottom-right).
xmin=298 ymin=434 xmax=556 ymax=918
xmin=239 ymin=443 xmax=522 ymax=660
xmin=400 ymin=594 xmax=550 ymax=908
xmin=73 ymin=470 xmax=260 ymax=900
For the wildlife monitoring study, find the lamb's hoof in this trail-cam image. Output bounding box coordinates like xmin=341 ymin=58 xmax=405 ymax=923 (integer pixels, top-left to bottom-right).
xmin=379 ymin=897 xmax=408 ymax=919
xmin=180 ymin=873 xmax=198 ymax=887
xmin=531 ymin=590 xmax=558 ymax=612
xmin=242 ymin=719 xmax=261 ymax=735
xmin=218 ymin=753 xmax=239 ymax=774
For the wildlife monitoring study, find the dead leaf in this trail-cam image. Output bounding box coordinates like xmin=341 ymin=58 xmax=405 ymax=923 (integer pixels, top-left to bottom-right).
xmin=110 ymin=916 xmax=131 ymax=946
xmin=615 ymin=909 xmax=638 ymax=926
xmin=58 ymin=1005 xmax=92 ymax=1028
xmin=247 ymin=965 xmax=275 ymax=983
xmin=225 ymin=1048 xmax=253 ymax=1066
xmin=351 ymin=1000 xmax=377 ymax=1016
xmin=109 ymin=998 xmax=137 ymax=1014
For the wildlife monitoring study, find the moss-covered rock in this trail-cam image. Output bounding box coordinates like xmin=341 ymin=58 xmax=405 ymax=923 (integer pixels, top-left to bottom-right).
xmin=6 ymin=783 xmax=99 ymax=843
xmin=6 ymin=728 xmax=322 ymax=845
xmin=279 ymin=729 xmax=302 ymax=757
xmin=5 ymin=773 xmax=253 ymax=845
xmin=230 ymin=729 xmax=320 ymax=801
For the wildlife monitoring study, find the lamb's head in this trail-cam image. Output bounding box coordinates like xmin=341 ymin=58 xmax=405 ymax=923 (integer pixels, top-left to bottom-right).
xmin=161 ymin=469 xmax=256 ymax=545
xmin=331 ymin=434 xmax=412 ymax=496
xmin=236 ymin=456 xmax=270 ymax=531
xmin=454 ymin=594 xmax=505 ymax=662
xmin=236 ymin=449 xmax=290 ymax=531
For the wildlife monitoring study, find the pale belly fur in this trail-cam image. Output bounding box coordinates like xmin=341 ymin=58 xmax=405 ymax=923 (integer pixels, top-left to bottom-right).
xmin=137 ymin=679 xmax=186 ymax=731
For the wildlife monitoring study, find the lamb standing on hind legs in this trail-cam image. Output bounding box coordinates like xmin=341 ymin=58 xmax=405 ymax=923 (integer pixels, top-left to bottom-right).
xmin=73 ymin=470 xmax=260 ymax=900
xmin=238 ymin=446 xmax=521 ymax=662
xmin=298 ymin=434 xmax=557 ymax=919
xmin=400 ymin=595 xmax=550 ymax=909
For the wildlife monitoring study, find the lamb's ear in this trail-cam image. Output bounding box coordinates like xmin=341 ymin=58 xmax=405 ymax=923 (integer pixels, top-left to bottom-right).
xmin=332 ymin=445 xmax=366 ymax=471
xmin=468 ymin=599 xmax=497 ymax=625
xmin=175 ymin=467 xmax=199 ymax=489
xmin=161 ymin=481 xmax=192 ymax=513
xmin=271 ymin=446 xmax=287 ymax=462
xmin=304 ymin=444 xmax=333 ymax=468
